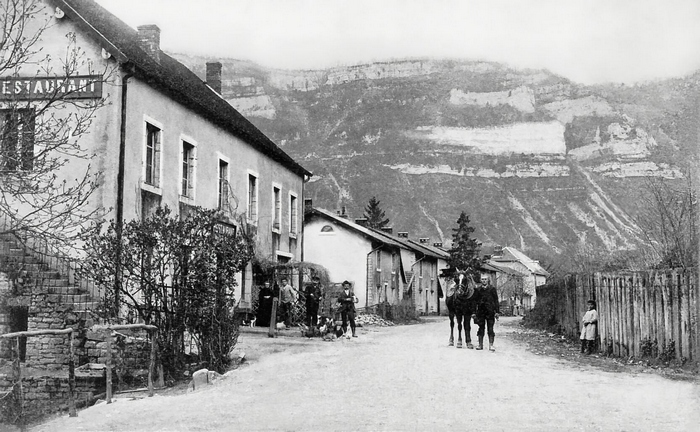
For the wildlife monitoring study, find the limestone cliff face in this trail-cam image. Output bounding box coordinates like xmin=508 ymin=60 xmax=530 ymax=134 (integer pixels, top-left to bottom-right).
xmin=172 ymin=54 xmax=693 ymax=258
xmin=450 ymin=86 xmax=536 ymax=113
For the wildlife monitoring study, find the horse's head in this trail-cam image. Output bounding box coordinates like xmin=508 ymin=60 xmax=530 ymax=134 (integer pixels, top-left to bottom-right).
xmin=453 ymin=272 xmax=475 ymax=299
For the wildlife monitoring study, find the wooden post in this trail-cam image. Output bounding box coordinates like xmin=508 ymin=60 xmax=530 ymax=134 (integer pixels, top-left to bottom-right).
xmin=695 ymin=94 xmax=700 ymax=366
xmin=268 ymin=297 xmax=278 ymax=338
xmin=105 ymin=330 xmax=113 ymax=404
xmin=148 ymin=332 xmax=157 ymax=397
xmin=68 ymin=330 xmax=77 ymax=417
xmin=13 ymin=338 xmax=23 ymax=429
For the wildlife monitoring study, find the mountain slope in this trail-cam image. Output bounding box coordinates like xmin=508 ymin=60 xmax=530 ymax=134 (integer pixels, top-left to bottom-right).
xmin=175 ymin=54 xmax=696 ymax=261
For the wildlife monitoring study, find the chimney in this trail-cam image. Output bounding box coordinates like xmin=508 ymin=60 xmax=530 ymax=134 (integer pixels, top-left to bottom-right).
xmin=419 ymin=238 xmax=429 ymax=244
xmin=493 ymin=245 xmax=503 ymax=257
xmin=433 ymin=242 xmax=443 ymax=247
xmin=380 ymin=227 xmax=393 ymax=235
xmin=354 ymin=218 xmax=368 ymax=227
xmin=397 ymin=232 xmax=408 ymax=238
xmin=339 ymin=206 xmax=348 ymax=218
xmin=206 ymin=61 xmax=223 ymax=94
xmin=137 ymin=25 xmax=161 ymax=63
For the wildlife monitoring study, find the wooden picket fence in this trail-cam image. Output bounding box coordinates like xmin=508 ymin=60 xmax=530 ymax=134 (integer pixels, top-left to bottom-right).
xmin=536 ymin=269 xmax=699 ymax=362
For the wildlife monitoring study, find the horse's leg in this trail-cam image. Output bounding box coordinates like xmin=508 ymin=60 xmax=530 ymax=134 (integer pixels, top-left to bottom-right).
xmin=465 ymin=310 xmax=474 ymax=349
xmin=456 ymin=313 xmax=463 ymax=348
xmin=448 ymin=311 xmax=455 ymax=346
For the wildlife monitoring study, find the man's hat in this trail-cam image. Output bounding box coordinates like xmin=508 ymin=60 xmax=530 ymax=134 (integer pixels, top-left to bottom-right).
xmin=342 ymin=280 xmax=351 ymax=286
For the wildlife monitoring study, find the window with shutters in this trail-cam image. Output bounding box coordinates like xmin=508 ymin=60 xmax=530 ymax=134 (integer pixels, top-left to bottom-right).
xmin=181 ymin=141 xmax=195 ymax=198
xmin=0 ymin=108 xmax=34 ymax=172
xmin=247 ymin=172 xmax=258 ymax=223
xmin=218 ymin=160 xmax=229 ymax=210
xmin=289 ymin=192 xmax=298 ymax=237
xmin=144 ymin=122 xmax=161 ymax=187
xmin=272 ymin=185 xmax=281 ymax=232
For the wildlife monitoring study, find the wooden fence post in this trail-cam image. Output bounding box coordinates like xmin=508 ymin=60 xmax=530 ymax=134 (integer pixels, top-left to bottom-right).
xmin=268 ymin=298 xmax=278 ymax=338
xmin=105 ymin=330 xmax=112 ymax=404
xmin=13 ymin=338 xmax=23 ymax=429
xmin=148 ymin=331 xmax=157 ymax=397
xmin=68 ymin=331 xmax=77 ymax=417
xmin=695 ymin=100 xmax=700 ymax=365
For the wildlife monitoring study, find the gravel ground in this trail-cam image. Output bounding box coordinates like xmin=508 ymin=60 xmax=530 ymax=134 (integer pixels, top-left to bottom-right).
xmin=28 ymin=316 xmax=700 ymax=431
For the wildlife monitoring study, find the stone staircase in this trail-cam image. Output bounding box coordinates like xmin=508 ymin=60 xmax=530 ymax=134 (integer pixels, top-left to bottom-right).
xmin=0 ymin=232 xmax=105 ymax=348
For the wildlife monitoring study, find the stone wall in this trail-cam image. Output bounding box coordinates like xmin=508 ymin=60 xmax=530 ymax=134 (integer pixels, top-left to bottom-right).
xmin=0 ymin=372 xmax=104 ymax=422
xmin=0 ymin=290 xmax=152 ymax=423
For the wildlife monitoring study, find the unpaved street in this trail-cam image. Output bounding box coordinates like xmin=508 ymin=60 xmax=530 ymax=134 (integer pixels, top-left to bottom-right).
xmin=34 ymin=317 xmax=700 ymax=431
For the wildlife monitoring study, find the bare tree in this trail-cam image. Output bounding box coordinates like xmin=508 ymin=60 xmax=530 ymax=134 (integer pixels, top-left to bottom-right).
xmin=636 ymin=174 xmax=697 ymax=269
xmin=0 ymin=0 xmax=113 ymax=256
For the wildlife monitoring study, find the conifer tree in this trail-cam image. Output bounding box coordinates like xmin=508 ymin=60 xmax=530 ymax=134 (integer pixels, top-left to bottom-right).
xmin=363 ymin=196 xmax=390 ymax=229
xmin=447 ymin=212 xmax=482 ymax=276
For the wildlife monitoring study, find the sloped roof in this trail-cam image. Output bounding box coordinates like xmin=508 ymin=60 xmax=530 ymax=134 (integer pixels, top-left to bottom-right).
xmin=482 ymin=261 xmax=528 ymax=277
xmin=305 ymin=208 xmax=405 ymax=250
xmin=491 ymin=246 xmax=550 ymax=276
xmin=406 ymin=239 xmax=450 ymax=260
xmin=368 ymin=229 xmax=448 ymax=260
xmin=55 ymin=0 xmax=311 ymax=178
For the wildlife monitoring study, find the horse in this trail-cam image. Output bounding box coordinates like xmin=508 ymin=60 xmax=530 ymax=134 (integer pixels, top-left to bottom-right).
xmin=446 ymin=272 xmax=477 ymax=348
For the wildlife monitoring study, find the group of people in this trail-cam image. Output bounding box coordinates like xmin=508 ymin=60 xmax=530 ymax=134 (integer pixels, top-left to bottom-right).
xmin=255 ymin=276 xmax=359 ymax=338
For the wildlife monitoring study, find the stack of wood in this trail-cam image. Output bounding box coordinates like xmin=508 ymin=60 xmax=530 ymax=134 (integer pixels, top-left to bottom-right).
xmin=356 ymin=314 xmax=395 ymax=327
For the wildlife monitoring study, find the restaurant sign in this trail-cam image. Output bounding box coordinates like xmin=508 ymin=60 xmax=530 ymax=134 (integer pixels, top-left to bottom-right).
xmin=0 ymin=75 xmax=103 ymax=100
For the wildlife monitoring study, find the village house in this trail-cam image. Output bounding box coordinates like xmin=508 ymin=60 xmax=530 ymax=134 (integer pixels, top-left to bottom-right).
xmin=303 ymin=206 xmax=407 ymax=309
xmin=303 ymin=205 xmax=449 ymax=315
xmin=405 ymin=239 xmax=450 ymax=314
xmin=480 ymin=261 xmax=528 ymax=315
xmin=487 ymin=246 xmax=549 ymax=310
xmin=0 ymin=0 xmax=310 ymax=418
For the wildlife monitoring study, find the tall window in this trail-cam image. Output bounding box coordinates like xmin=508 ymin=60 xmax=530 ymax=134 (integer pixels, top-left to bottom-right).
xmin=247 ymin=174 xmax=258 ymax=222
xmin=273 ymin=186 xmax=281 ymax=231
xmin=218 ymin=160 xmax=229 ymax=210
xmin=145 ymin=123 xmax=161 ymax=186
xmin=289 ymin=194 xmax=298 ymax=236
xmin=0 ymin=108 xmax=34 ymax=171
xmin=181 ymin=141 xmax=195 ymax=197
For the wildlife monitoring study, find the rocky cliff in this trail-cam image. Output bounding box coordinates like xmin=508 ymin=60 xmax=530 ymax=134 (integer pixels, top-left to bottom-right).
xmin=174 ymin=54 xmax=696 ymax=262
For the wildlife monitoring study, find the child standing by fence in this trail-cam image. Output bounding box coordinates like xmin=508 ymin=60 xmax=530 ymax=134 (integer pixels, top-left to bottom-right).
xmin=580 ymin=300 xmax=598 ymax=355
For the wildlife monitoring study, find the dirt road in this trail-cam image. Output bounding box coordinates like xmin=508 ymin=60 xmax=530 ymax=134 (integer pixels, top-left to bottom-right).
xmin=33 ymin=317 xmax=700 ymax=431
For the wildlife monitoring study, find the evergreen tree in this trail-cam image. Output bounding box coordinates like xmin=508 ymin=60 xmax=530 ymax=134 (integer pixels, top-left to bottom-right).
xmin=363 ymin=196 xmax=390 ymax=229
xmin=447 ymin=212 xmax=482 ymax=277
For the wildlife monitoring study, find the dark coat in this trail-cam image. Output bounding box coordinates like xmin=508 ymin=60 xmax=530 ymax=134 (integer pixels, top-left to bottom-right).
xmin=475 ymin=284 xmax=500 ymax=319
xmin=304 ymin=283 xmax=322 ymax=306
xmin=256 ymin=286 xmax=274 ymax=327
xmin=338 ymin=290 xmax=356 ymax=313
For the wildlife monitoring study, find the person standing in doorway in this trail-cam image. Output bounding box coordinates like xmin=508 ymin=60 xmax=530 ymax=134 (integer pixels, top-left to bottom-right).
xmin=474 ymin=275 xmax=500 ymax=351
xmin=580 ymin=300 xmax=598 ymax=355
xmin=279 ymin=277 xmax=298 ymax=328
xmin=338 ymin=280 xmax=357 ymax=337
xmin=256 ymin=281 xmax=274 ymax=327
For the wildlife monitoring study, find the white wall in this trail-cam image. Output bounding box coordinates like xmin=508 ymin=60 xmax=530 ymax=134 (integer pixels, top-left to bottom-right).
xmin=303 ymin=217 xmax=373 ymax=307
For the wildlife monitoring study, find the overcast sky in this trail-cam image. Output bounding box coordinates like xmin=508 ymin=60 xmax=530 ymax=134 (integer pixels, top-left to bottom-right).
xmin=94 ymin=0 xmax=700 ymax=85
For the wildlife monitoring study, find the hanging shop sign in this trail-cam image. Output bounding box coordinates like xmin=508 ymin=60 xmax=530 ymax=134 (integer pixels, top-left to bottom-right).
xmin=213 ymin=220 xmax=237 ymax=239
xmin=0 ymin=75 xmax=103 ymax=100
